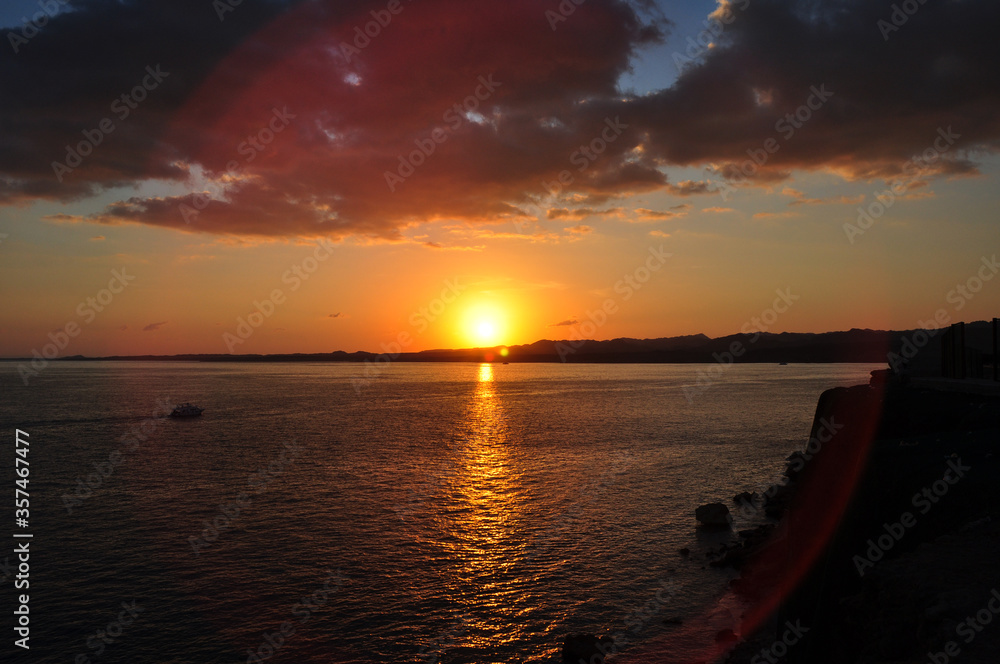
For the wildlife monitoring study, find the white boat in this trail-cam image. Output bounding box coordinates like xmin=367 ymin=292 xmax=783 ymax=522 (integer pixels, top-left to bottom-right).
xmin=170 ymin=403 xmax=204 ymax=418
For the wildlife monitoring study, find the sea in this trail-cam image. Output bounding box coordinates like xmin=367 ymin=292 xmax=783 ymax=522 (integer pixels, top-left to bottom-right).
xmin=0 ymin=361 xmax=880 ymax=663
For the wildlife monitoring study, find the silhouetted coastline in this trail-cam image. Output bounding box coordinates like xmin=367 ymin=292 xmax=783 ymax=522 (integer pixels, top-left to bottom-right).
xmin=715 ymin=374 xmax=1000 ymax=664
xmin=6 ymin=321 xmax=996 ymax=365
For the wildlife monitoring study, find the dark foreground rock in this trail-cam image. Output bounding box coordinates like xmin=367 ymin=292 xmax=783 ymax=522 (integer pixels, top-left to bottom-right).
xmin=562 ymin=634 xmax=614 ymax=663
xmin=695 ymin=502 xmax=732 ymax=528
xmin=722 ymin=379 xmax=1000 ymax=664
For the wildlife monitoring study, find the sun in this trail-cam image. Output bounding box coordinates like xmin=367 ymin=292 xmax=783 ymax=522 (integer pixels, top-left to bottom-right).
xmin=476 ymin=319 xmax=497 ymax=342
xmin=471 ymin=315 xmax=502 ymax=346
xmin=462 ymin=303 xmax=507 ymax=347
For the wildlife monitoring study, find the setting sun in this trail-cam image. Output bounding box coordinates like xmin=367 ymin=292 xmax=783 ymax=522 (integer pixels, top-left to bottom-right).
xmin=462 ymin=303 xmax=507 ymax=347
xmin=477 ymin=320 xmax=497 ymax=342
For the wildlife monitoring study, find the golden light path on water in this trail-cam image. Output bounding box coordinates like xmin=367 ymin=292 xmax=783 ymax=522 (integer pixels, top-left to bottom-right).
xmin=440 ymin=363 xmax=537 ymax=654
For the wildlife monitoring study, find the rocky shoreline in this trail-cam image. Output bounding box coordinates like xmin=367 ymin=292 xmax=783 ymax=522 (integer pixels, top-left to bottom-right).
xmin=562 ymin=373 xmax=1000 ymax=664
xmin=719 ymin=374 xmax=1000 ymax=664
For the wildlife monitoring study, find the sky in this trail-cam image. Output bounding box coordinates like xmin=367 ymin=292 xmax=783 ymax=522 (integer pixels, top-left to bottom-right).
xmin=0 ymin=0 xmax=998 ymax=356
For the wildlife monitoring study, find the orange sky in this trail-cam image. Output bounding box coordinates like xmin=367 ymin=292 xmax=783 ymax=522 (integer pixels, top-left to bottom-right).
xmin=1 ymin=0 xmax=998 ymax=356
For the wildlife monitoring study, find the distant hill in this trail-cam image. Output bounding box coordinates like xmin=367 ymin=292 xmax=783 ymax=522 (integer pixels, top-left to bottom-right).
xmin=23 ymin=320 xmax=995 ymax=365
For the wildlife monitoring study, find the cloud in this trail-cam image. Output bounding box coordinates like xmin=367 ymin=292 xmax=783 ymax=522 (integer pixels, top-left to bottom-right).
xmin=547 ymin=208 xmax=589 ymax=220
xmin=665 ymin=180 xmax=713 ymax=196
xmin=649 ymin=229 xmax=671 ymax=238
xmin=175 ymin=253 xmax=217 ymax=263
xmin=550 ymin=318 xmax=579 ymax=327
xmin=327 ymin=312 xmax=346 ymax=318
xmin=1 ymin=0 xmax=996 ymax=238
xmin=89 ymin=235 xmax=105 ymax=241
xmin=752 ymin=211 xmax=798 ymax=220
xmin=142 ymin=321 xmax=168 ymax=331
xmin=702 ymin=206 xmax=735 ymax=213
xmin=633 ymin=207 xmax=685 ymax=221
xmin=564 ymin=224 xmax=593 ymax=235
xmin=782 ymin=187 xmax=864 ymax=206
xmin=459 ymin=228 xmax=563 ymax=244
xmin=419 ymin=240 xmax=486 ymax=250
xmin=547 ymin=207 xmax=622 ymax=220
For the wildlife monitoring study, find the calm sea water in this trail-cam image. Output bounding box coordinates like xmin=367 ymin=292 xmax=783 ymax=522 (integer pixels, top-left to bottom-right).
xmin=1 ymin=361 xmax=879 ymax=663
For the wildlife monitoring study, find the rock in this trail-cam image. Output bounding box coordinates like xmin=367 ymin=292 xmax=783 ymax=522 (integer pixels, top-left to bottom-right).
xmin=715 ymin=628 xmax=738 ymax=643
xmin=678 ymin=547 xmax=691 ymax=556
xmin=784 ymin=451 xmax=808 ymax=481
xmin=664 ymin=616 xmax=684 ymax=625
xmin=738 ymin=524 xmax=774 ymax=546
xmin=695 ymin=502 xmax=732 ymax=528
xmin=707 ymin=526 xmax=776 ymax=570
xmin=732 ymin=491 xmax=758 ymax=505
xmin=562 ymin=634 xmax=614 ymax=663
xmin=763 ymin=482 xmax=793 ymax=518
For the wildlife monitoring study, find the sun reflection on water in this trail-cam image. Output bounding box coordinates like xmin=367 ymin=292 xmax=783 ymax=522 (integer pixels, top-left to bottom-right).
xmin=459 ymin=362 xmax=511 ymax=550
xmin=438 ymin=363 xmax=536 ymax=649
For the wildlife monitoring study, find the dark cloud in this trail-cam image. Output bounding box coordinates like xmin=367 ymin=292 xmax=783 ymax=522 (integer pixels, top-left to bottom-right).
xmin=1 ymin=0 xmax=997 ymax=238
xmin=634 ymin=0 xmax=1000 ymax=184
xmin=665 ymin=180 xmax=713 ymax=196
xmin=142 ymin=321 xmax=168 ymax=331
xmin=550 ymin=319 xmax=579 ymax=327
xmin=634 ymin=207 xmax=684 ymax=221
xmin=0 ymin=0 xmax=303 ymax=205
xmin=783 ymin=187 xmax=864 ymax=206
xmin=546 ymin=207 xmax=622 ymax=220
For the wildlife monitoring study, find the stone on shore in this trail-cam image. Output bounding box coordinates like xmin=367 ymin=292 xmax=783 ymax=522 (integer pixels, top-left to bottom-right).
xmin=562 ymin=634 xmax=614 ymax=663
xmin=696 ymin=502 xmax=732 ymax=528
